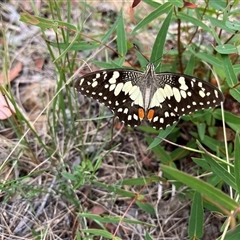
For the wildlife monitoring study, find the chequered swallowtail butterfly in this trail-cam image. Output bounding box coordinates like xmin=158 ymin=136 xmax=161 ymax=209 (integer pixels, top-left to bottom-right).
xmin=74 ymin=63 xmax=224 ymax=129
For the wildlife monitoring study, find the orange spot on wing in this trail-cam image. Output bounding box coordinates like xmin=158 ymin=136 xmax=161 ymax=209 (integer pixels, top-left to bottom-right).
xmin=147 ymin=109 xmax=155 ymax=121
xmin=138 ymin=108 xmax=145 ymax=120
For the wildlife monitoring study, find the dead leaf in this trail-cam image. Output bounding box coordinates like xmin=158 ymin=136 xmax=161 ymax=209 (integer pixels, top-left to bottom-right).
xmin=89 ymin=205 xmax=107 ymax=229
xmin=105 ymin=223 xmax=116 ymax=233
xmin=142 ymin=156 xmax=159 ymax=171
xmin=129 ymin=6 xmax=136 ymax=23
xmin=91 ymin=205 xmax=106 ymax=215
xmin=20 ymin=80 xmax=55 ymax=112
xmin=132 ymin=0 xmax=141 ymax=8
xmin=224 ymin=97 xmax=240 ymax=116
xmin=34 ymin=58 xmax=44 ymax=71
xmin=183 ymin=1 xmax=197 ymax=9
xmin=0 ymin=93 xmax=15 ymax=120
xmin=129 ymin=0 xmax=141 ymax=23
xmin=216 ymin=127 xmax=235 ymax=142
xmin=0 ymin=62 xmax=23 ymax=85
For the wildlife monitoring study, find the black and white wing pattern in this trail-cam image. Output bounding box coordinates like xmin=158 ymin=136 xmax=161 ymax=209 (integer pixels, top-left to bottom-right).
xmin=74 ymin=63 xmax=224 ymax=129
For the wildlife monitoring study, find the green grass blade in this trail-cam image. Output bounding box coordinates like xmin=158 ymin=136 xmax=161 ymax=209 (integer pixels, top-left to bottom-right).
xmin=101 ymin=12 xmax=121 ymax=44
xmin=204 ymin=155 xmax=237 ymax=190
xmin=116 ymin=10 xmax=127 ymax=62
xmin=132 ymin=2 xmax=172 ymax=33
xmin=230 ymin=87 xmax=240 ymax=102
xmin=147 ymin=123 xmax=177 ymax=149
xmin=48 ymin=41 xmax=100 ymax=50
xmin=151 ymin=8 xmax=173 ymax=71
xmin=234 ymin=132 xmax=240 ymax=194
xmin=184 ymin=54 xmax=195 ymax=75
xmin=205 ymin=15 xmax=235 ymax=33
xmin=194 ymin=52 xmax=222 ymax=69
xmin=81 ymin=229 xmax=120 ymax=239
xmin=145 ymin=231 xmax=153 ymax=240
xmin=221 ymin=225 xmax=240 ymax=240
xmin=188 ymin=192 xmax=204 ymax=238
xmin=168 ymin=0 xmax=183 ymax=8
xmin=213 ymin=109 xmax=240 ymax=132
xmin=215 ymin=44 xmax=240 ymax=54
xmin=136 ymin=201 xmax=156 ymax=215
xmin=161 ymin=165 xmax=238 ymax=211
xmin=121 ymin=176 xmax=162 ymax=186
xmin=79 ymin=214 xmax=155 ymax=227
xmin=177 ymin=12 xmax=210 ymax=31
xmin=222 ymin=54 xmax=238 ymax=87
xmin=142 ymin=0 xmax=161 ymax=8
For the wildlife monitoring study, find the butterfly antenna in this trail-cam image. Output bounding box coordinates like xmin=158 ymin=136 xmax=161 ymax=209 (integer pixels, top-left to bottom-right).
xmin=133 ymin=43 xmax=171 ymax=69
xmin=133 ymin=43 xmax=150 ymax=63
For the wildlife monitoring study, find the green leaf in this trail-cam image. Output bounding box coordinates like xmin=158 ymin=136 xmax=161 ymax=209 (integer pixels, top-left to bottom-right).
xmin=221 ymin=224 xmax=240 ymax=240
xmin=226 ymin=20 xmax=240 ymax=31
xmin=177 ymin=12 xmax=210 ymax=31
xmin=142 ymin=0 xmax=161 ymax=8
xmin=213 ymin=109 xmax=239 ymax=124
xmin=48 ymin=41 xmax=99 ymax=50
xmin=205 ymin=16 xmax=235 ymax=33
xmin=204 ymin=155 xmax=236 ymax=190
xmin=197 ymin=123 xmax=206 ymax=141
xmin=222 ymin=54 xmax=238 ymax=87
xmin=188 ymin=192 xmax=203 ymax=238
xmin=194 ymin=52 xmax=222 ymax=69
xmin=209 ymin=0 xmax=226 ymax=10
xmin=147 ymin=123 xmax=177 ymax=149
xmin=91 ymin=60 xmax=122 ymax=69
xmin=233 ymin=64 xmax=240 ymax=75
xmin=136 ymin=201 xmax=156 ymax=215
xmin=121 ymin=176 xmax=162 ymax=186
xmin=170 ymin=140 xmax=197 ymax=161
xmin=184 ymin=55 xmax=195 ymax=75
xmin=61 ymin=171 xmax=77 ymax=181
xmin=151 ymin=9 xmax=173 ymax=71
xmin=213 ymin=109 xmax=240 ymax=132
xmin=147 ymin=142 xmax=172 ymax=163
xmin=161 ymin=165 xmax=238 ymax=211
xmin=139 ymin=125 xmax=161 ymax=133
xmin=192 ymin=157 xmax=212 ymax=171
xmin=81 ymin=229 xmax=117 ymax=239
xmin=234 ymin=132 xmax=240 ymax=194
xmin=132 ymin=2 xmax=173 ymax=33
xmin=196 ymin=135 xmax=224 ymax=152
xmin=215 ymin=44 xmax=240 ymax=54
xmin=20 ymin=13 xmax=57 ymax=30
xmin=116 ymin=10 xmax=127 ymax=61
xmin=20 ymin=13 xmax=77 ymax=31
xmin=101 ymin=13 xmax=121 ymax=43
xmin=230 ymin=87 xmax=240 ymax=102
xmin=79 ymin=213 xmax=155 ymax=226
xmin=168 ymin=0 xmax=183 ymax=8
xmin=145 ymin=231 xmax=153 ymax=240
xmin=94 ymin=181 xmax=137 ymax=198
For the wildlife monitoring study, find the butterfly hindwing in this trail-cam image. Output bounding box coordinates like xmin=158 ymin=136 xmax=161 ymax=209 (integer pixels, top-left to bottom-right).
xmin=145 ymin=72 xmax=224 ymax=129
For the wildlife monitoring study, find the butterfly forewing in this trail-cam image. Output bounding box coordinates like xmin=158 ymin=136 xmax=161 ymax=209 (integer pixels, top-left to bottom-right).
xmin=74 ymin=69 xmax=145 ymax=127
xmin=74 ymin=63 xmax=224 ymax=129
